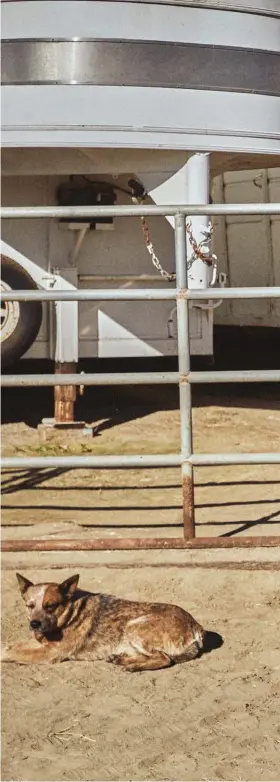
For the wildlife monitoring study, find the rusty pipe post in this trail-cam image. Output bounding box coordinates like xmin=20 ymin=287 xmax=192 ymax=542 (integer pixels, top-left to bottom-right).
xmin=54 ymin=362 xmax=77 ymax=423
xmin=174 ymin=213 xmax=194 ymax=538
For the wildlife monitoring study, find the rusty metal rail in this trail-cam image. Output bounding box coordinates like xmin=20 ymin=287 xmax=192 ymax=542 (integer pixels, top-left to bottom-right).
xmin=2 ymin=537 xmax=280 ymax=552
xmin=1 ymin=202 xmax=280 ymax=551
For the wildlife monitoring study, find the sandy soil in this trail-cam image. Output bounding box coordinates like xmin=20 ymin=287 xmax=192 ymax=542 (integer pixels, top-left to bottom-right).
xmin=2 ymin=564 xmax=280 ymax=782
xmin=2 ymin=384 xmax=280 ymax=538
xmin=1 ymin=384 xmax=280 ymax=781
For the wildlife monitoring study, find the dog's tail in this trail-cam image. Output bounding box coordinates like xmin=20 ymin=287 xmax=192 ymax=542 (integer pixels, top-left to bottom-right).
xmin=192 ymin=623 xmax=205 ymax=650
xmin=177 ymin=622 xmax=205 ymax=661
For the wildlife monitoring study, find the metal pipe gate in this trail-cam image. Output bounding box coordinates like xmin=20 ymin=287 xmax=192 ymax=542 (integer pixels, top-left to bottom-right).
xmin=1 ymin=203 xmax=280 ymax=551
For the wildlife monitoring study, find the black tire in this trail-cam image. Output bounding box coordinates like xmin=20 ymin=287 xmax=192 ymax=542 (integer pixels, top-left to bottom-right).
xmin=1 ymin=255 xmax=43 ymax=368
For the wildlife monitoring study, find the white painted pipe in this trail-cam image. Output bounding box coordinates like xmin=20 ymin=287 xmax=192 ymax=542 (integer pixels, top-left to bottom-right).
xmin=186 ymin=153 xmax=212 ymax=289
xmin=141 ymin=154 xmax=212 ymax=289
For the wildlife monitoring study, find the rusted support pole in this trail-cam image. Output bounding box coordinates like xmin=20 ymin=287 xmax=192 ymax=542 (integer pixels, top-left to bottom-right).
xmin=182 ymin=461 xmax=195 ymax=538
xmin=54 ymin=362 xmax=77 ymax=423
xmin=2 ymin=537 xmax=280 ymax=552
xmin=174 ymin=213 xmax=195 ymax=538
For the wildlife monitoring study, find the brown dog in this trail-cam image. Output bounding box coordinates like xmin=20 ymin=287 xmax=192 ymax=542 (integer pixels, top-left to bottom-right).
xmin=2 ymin=573 xmax=206 ymax=672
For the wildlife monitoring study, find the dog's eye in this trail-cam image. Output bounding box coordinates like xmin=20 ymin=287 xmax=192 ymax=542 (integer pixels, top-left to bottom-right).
xmin=45 ymin=602 xmax=59 ymax=611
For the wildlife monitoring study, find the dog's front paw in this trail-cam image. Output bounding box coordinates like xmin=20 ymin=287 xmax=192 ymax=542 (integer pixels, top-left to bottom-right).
xmin=1 ymin=645 xmax=11 ymax=662
xmin=1 ymin=643 xmax=27 ymax=663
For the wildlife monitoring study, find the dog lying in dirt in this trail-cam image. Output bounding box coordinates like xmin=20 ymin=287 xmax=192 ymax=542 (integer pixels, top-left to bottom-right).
xmin=2 ymin=573 xmax=220 ymax=672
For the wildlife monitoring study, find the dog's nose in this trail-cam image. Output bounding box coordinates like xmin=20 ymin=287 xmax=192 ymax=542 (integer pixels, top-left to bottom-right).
xmin=30 ymin=619 xmax=41 ymax=629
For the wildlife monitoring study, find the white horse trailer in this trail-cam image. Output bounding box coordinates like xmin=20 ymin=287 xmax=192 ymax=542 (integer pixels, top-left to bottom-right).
xmin=1 ymin=1 xmax=280 ymax=377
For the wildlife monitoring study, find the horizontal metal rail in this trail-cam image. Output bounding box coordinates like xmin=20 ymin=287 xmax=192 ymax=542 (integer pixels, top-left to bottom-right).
xmin=1 ymin=288 xmax=175 ymax=302
xmin=1 ymin=454 xmax=182 ymax=469
xmin=2 ymin=370 xmax=280 ymax=387
xmin=191 ymin=453 xmax=280 ymax=465
xmin=1 ymin=203 xmax=280 ymax=218
xmin=2 ymin=287 xmax=280 ymax=302
xmin=0 ymin=371 xmax=180 ymax=387
xmin=2 ymin=452 xmax=280 ymax=470
xmin=190 ymin=370 xmax=280 ymax=383
xmin=2 ymin=537 xmax=280 ymax=552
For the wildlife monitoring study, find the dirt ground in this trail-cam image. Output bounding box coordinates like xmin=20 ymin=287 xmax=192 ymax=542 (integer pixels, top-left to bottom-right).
xmin=1 ymin=383 xmax=280 ymax=781
xmin=2 ymin=384 xmax=280 ymax=538
xmin=2 ymin=561 xmax=280 ymax=782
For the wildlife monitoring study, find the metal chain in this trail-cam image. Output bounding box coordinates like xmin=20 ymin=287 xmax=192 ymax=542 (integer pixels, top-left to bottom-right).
xmin=132 ymin=196 xmax=216 ymax=282
xmin=186 ymin=221 xmax=216 ymax=269
xmin=132 ymin=196 xmax=175 ymax=281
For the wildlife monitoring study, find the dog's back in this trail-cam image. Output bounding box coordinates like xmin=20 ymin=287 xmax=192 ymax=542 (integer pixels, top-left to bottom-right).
xmin=67 ymin=593 xmax=205 ymax=669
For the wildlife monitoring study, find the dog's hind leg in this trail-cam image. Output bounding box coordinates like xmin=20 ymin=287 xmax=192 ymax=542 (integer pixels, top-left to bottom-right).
xmin=109 ymin=651 xmax=172 ymax=672
xmin=174 ymin=641 xmax=202 ymax=663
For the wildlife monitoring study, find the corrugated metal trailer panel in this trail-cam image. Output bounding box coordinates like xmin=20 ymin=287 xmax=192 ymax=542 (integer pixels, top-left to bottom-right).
xmin=213 ymin=168 xmax=280 ymax=328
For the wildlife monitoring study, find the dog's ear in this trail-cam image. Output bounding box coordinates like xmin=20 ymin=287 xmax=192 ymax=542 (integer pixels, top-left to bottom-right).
xmin=60 ymin=574 xmax=79 ymax=599
xmin=16 ymin=573 xmax=34 ymax=597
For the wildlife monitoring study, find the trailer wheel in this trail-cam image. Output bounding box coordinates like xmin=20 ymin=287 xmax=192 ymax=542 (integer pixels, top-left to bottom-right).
xmin=1 ymin=255 xmax=43 ymax=367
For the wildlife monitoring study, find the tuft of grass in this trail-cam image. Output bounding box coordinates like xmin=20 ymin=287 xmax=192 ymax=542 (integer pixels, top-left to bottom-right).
xmin=12 ymin=439 xmax=180 ymax=457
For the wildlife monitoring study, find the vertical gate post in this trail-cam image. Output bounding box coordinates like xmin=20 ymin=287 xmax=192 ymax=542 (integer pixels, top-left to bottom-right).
xmin=54 ymin=274 xmax=79 ymax=424
xmin=174 ymin=212 xmax=195 ymax=538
